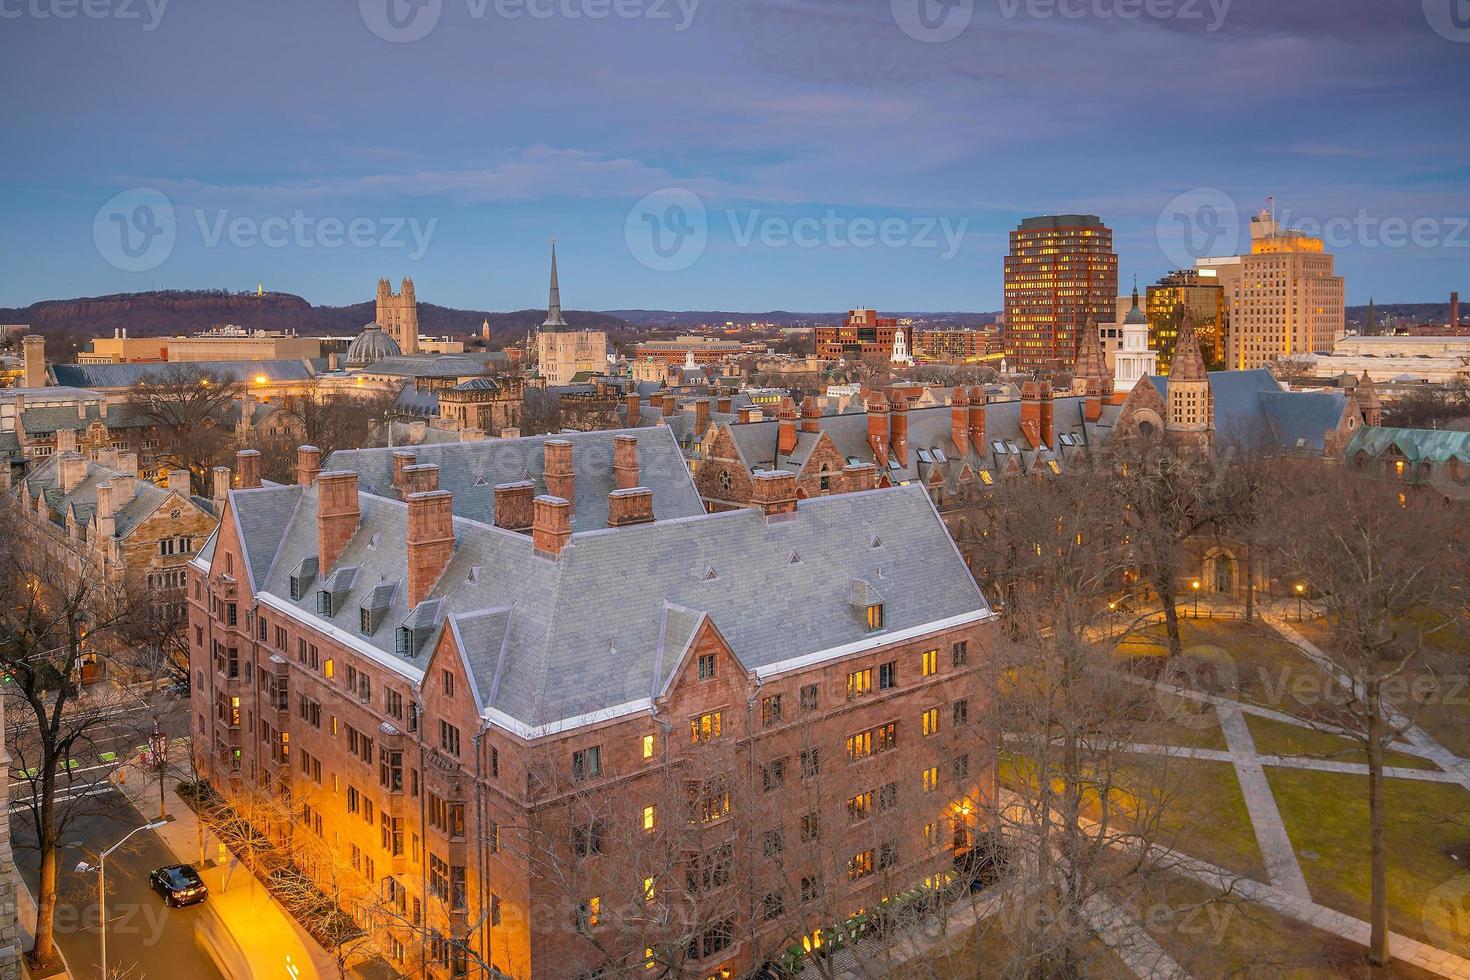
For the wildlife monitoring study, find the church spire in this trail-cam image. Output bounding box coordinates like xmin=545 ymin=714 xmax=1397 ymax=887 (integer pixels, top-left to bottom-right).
xmin=542 ymin=238 xmax=568 ymax=330
xmin=1170 ymin=307 xmax=1208 ymax=382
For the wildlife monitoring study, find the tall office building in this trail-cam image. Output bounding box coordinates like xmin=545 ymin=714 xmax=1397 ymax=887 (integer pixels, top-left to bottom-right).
xmin=1003 ymin=214 xmax=1118 ymax=372
xmin=1197 ymin=209 xmax=1344 ymax=371
xmin=1146 ymin=269 xmax=1227 ymax=373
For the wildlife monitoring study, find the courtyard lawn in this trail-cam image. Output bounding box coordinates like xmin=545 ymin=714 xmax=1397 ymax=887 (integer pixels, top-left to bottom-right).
xmin=890 ymin=907 xmax=1134 ymax=979
xmin=1244 ymin=713 xmax=1441 ymax=772
xmin=1265 ymin=767 xmax=1470 ymax=951
xmin=1136 ymin=873 xmax=1444 ymax=979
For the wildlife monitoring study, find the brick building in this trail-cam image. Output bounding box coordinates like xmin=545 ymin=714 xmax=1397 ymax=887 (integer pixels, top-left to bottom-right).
xmin=188 ymin=430 xmax=995 ymax=979
xmin=815 ymin=310 xmax=913 ymax=363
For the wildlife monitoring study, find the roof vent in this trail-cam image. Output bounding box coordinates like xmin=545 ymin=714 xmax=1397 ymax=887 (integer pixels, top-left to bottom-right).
xmin=870 ymin=535 xmax=883 ymax=549
xmin=473 ymin=475 xmax=488 ymax=487
xmin=789 ymin=551 xmax=801 ymax=564
xmin=702 ymin=566 xmax=718 ymax=582
xmin=468 ymin=566 xmax=482 ymax=583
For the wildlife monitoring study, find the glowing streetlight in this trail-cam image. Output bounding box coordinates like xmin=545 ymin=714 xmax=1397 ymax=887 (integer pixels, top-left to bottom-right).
xmin=76 ymin=819 xmax=168 ymax=978
xmin=1295 ymin=582 xmax=1306 ymax=621
xmin=1191 ymin=579 xmax=1201 ymax=619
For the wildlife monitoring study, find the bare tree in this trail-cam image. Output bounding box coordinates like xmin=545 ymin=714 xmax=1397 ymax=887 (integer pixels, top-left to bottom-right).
xmin=1275 ymin=462 xmax=1463 ymax=968
xmin=0 ymin=508 xmax=151 ymax=972
xmin=125 ymin=364 xmax=245 ymax=493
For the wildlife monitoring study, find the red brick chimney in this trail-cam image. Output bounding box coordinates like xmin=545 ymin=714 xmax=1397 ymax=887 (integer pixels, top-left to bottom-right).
xmin=532 ymin=495 xmax=572 ymax=556
xmin=866 ymin=392 xmax=890 ymax=464
xmin=717 ymin=395 xmax=732 ymax=414
xmin=493 ymin=480 xmax=535 ymax=532
xmin=296 ymin=445 xmax=322 ymax=487
xmin=889 ymin=394 xmax=909 ymax=467
xmin=608 ymin=487 xmax=654 ymax=527
xmin=778 ymin=398 xmax=798 ymax=456
xmin=625 ymin=392 xmax=642 ymax=424
xmin=950 ymin=388 xmax=970 ymax=457
xmin=649 ymin=392 xmax=664 ymax=414
xmin=236 ymin=449 xmax=261 ymax=489
xmin=406 ymin=489 xmax=455 ymax=607
xmin=543 ymin=439 xmax=574 ymax=512
xmin=751 ymin=470 xmax=798 ymax=517
xmin=738 ymin=407 xmax=762 ymax=423
xmin=613 ymin=435 xmax=639 ymax=490
xmin=662 ymin=395 xmax=676 ymax=418
xmin=842 ymin=462 xmax=878 ymax=494
xmin=391 ymin=450 xmax=416 ymax=492
xmin=1039 ymin=380 xmax=1055 ymax=448
xmin=1020 ymin=380 xmax=1043 ymax=450
xmin=402 ymin=463 xmax=439 ymax=495
xmin=800 ymin=396 xmax=821 ymax=434
xmin=694 ymin=398 xmax=710 ymax=433
xmin=317 ymin=471 xmax=360 ymax=572
xmin=967 ymin=387 xmax=987 ymax=454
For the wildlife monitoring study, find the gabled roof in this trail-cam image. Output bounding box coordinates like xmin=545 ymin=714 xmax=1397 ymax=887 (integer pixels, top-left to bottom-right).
xmin=1146 ymin=369 xmax=1349 ymax=453
xmin=323 ymin=426 xmax=704 ymax=531
xmin=1344 ymin=426 xmax=1470 ymax=464
xmin=236 ymin=480 xmax=989 ymax=732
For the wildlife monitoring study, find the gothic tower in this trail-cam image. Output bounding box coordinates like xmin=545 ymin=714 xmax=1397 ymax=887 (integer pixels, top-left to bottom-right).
xmin=1165 ymin=308 xmax=1213 ymax=449
xmin=376 ymin=276 xmax=420 ymax=354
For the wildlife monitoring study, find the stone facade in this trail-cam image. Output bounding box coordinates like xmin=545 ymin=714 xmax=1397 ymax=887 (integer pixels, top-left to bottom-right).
xmin=377 ymin=277 xmax=421 ymax=355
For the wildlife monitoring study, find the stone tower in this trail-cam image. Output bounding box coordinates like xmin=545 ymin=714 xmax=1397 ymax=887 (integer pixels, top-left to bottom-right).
xmin=376 ymin=277 xmax=420 ymax=355
xmin=1166 ymin=308 xmax=1213 ymax=448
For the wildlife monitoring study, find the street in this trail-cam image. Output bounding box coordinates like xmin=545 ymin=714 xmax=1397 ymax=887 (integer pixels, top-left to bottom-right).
xmin=6 ymin=684 xmax=234 ymax=978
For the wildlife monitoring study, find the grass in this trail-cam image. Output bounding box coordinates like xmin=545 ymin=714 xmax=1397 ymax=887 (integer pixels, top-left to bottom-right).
xmin=1266 ymin=767 xmax=1470 ymax=950
xmin=1244 ymin=714 xmax=1441 ymax=772
xmin=890 ymin=906 xmax=1135 ymax=978
xmin=1136 ymin=873 xmax=1445 ymax=979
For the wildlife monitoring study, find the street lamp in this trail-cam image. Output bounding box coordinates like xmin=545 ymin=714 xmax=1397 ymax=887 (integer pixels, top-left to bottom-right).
xmin=76 ymin=819 xmax=168 ymax=978
xmin=1191 ymin=579 xmax=1201 ymax=619
xmin=1295 ymin=582 xmax=1306 ymax=622
xmin=1108 ymin=601 xmax=1117 ymax=638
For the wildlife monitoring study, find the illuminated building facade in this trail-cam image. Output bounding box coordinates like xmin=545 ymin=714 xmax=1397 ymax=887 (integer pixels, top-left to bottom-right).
xmin=815 ymin=310 xmax=913 ymax=362
xmin=1003 ymin=215 xmax=1118 ymax=372
xmin=1146 ymin=270 xmax=1227 ymax=373
xmin=1197 ymin=210 xmax=1345 ymax=371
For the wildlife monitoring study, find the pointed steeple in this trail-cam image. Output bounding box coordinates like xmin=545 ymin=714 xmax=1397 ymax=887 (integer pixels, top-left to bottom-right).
xmin=542 ymin=239 xmax=567 ymax=330
xmin=1074 ymin=318 xmax=1112 ymax=395
xmin=1170 ymin=307 xmax=1208 ymax=382
xmin=1366 ymin=297 xmax=1376 ymax=335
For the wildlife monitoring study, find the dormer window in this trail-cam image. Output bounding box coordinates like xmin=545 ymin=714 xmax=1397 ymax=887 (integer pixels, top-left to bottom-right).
xmin=317 ymin=591 xmax=334 ymax=616
xmin=866 ymin=603 xmax=884 ymax=631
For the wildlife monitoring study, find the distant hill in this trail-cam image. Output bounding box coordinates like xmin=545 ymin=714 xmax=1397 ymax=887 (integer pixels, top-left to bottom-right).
xmin=607 ymin=310 xmax=1001 ymax=328
xmin=1346 ymin=302 xmax=1461 ymax=329
xmin=0 ymin=290 xmax=631 ymax=358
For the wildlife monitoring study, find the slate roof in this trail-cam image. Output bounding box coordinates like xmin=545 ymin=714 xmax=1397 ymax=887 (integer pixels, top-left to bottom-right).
xmin=50 ymin=359 xmax=318 ymax=390
xmin=359 ymin=355 xmax=490 ymax=379
xmin=722 ymin=396 xmax=1116 ymax=488
xmin=322 ymin=426 xmax=704 ymax=531
xmin=1344 ymin=426 xmax=1470 ymax=463
xmin=15 ymin=454 xmax=179 ymax=537
xmin=237 ymin=479 xmax=988 ymax=730
xmin=1146 ymin=369 xmax=1349 ymax=453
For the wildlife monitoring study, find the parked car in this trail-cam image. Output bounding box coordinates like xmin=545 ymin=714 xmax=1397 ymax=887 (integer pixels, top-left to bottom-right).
xmin=149 ymin=864 xmax=208 ymax=907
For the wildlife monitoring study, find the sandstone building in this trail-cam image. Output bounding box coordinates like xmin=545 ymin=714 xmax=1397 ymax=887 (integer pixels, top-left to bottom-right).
xmin=189 ymin=430 xmax=995 ymax=979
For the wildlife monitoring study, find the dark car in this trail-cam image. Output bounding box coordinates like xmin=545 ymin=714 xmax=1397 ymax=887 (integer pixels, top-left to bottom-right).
xmin=149 ymin=864 xmax=208 ymax=907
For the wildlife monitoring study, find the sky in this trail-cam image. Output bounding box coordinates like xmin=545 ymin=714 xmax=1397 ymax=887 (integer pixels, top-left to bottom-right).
xmin=2 ymin=0 xmax=1468 ymax=313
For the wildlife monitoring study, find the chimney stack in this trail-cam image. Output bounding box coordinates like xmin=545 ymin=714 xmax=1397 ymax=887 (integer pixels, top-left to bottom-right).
xmin=401 ymin=463 xmax=439 ymax=495
xmin=116 ymin=451 xmax=138 ymax=477
xmin=889 ymin=392 xmax=909 ymax=467
xmin=55 ymin=428 xmax=78 ymax=455
xmin=22 ymin=335 xmax=45 ymax=389
xmin=500 ymin=427 xmax=521 ymax=440
xmin=493 ymin=481 xmax=535 ymax=532
xmin=296 ymin=446 xmax=322 ymax=487
xmin=751 ymin=470 xmax=799 ymax=517
xmin=111 ymin=472 xmax=136 ymax=506
xmin=967 ymin=387 xmax=987 ymax=454
xmin=649 ymin=392 xmax=663 ymax=415
xmin=167 ymin=468 xmax=190 ymax=495
xmin=737 ymin=407 xmax=763 ymax=423
xmin=543 ymin=440 xmax=574 ymax=512
xmin=1453 ymin=291 xmax=1461 ymax=332
xmin=717 ymin=395 xmax=732 ymax=414
xmin=406 ymin=490 xmax=456 ymax=607
xmin=778 ymin=398 xmax=798 ymax=456
xmin=96 ymin=482 xmax=116 ymax=539
xmin=866 ymin=392 xmax=890 ymax=464
xmin=694 ymin=398 xmax=711 ymax=433
xmin=842 ymin=461 xmax=878 ymax=494
xmin=532 ymin=495 xmax=572 ymax=557
xmin=950 ymin=388 xmax=970 ymax=457
xmin=316 ymin=471 xmax=361 ymax=573
xmin=625 ymin=392 xmax=642 ymax=424
xmin=58 ymin=452 xmax=87 ymax=494
xmin=236 ymin=449 xmax=262 ymax=489
xmin=1020 ymin=380 xmax=1042 ymax=449
xmin=608 ymin=487 xmax=655 ymax=527
xmin=800 ymin=396 xmax=821 ymax=434
xmin=1039 ymin=380 xmax=1055 ymax=449
xmin=211 ymin=466 xmax=232 ymax=513
xmin=613 ymin=435 xmax=640 ymax=490
xmin=391 ymin=450 xmax=417 ymax=493
xmin=662 ymin=394 xmax=676 ymax=418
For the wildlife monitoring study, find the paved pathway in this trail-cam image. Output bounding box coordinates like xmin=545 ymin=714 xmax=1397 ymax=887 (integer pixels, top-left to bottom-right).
xmin=1082 ymin=894 xmax=1190 ymax=980
xmin=1214 ymin=703 xmax=1313 ymax=901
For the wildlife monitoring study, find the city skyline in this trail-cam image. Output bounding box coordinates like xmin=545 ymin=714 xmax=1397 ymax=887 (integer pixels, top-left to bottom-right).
xmin=3 ymin=0 xmax=1469 ymax=311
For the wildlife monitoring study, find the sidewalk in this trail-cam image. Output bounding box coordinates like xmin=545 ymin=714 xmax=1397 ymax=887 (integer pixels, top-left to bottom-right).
xmin=110 ymin=762 xmax=340 ymax=980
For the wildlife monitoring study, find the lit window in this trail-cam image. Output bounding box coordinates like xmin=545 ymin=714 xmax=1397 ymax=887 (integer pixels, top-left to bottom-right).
xmin=866 ymin=604 xmax=884 ymax=630
xmin=643 ymin=877 xmax=655 ymax=904
xmin=922 ymin=708 xmax=939 ymax=737
xmin=922 ymin=766 xmax=939 ymax=793
xmin=921 ymin=650 xmax=938 ymax=677
xmin=643 ymin=805 xmax=656 ymax=832
xmin=323 ymin=658 xmax=334 ymax=679
xmin=642 ymin=733 xmax=655 ymax=759
xmin=690 ymin=711 xmax=722 ymax=743
xmin=847 ymin=669 xmax=872 ymax=700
